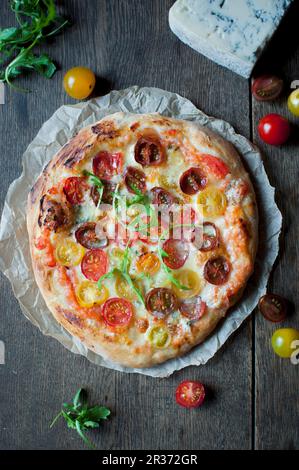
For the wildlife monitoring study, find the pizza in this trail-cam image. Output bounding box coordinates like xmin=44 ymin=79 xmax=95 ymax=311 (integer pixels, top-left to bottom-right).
xmin=27 ymin=112 xmax=258 ymax=368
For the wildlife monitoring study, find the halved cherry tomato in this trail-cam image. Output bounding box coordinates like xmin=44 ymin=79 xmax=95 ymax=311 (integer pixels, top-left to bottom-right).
xmin=63 ymin=177 xmax=88 ymax=205
xmin=151 ymin=187 xmax=176 ymax=206
xmin=162 ymin=238 xmax=189 ymax=269
xmin=92 ymin=151 xmax=122 ymax=180
xmin=172 ymin=270 xmax=201 ymax=299
xmin=175 ymin=380 xmax=206 ymax=408
xmin=81 ymin=248 xmax=108 ymax=281
xmin=158 ymin=174 xmax=178 ymax=191
xmin=258 ymin=113 xmax=291 ymax=146
xmin=124 ymin=166 xmax=147 ymax=194
xmin=55 ymin=239 xmax=85 ymax=267
xmin=76 ymin=281 xmax=109 ymax=308
xmin=91 ymin=180 xmax=116 ymax=205
xmin=136 ymin=252 xmax=161 ymax=276
xmin=63 ymin=67 xmax=96 ymax=100
xmin=197 ymin=188 xmax=227 ymax=217
xmin=148 ymin=325 xmax=170 ymax=349
xmin=145 ymin=287 xmax=178 ymax=317
xmin=180 ymin=167 xmax=207 ymax=195
xmin=75 ymin=222 xmax=108 ymax=249
xmin=179 ymin=296 xmax=206 ymax=321
xmin=271 ymin=328 xmax=299 ymax=358
xmin=258 ymin=294 xmax=287 ymax=323
xmin=115 ymin=274 xmax=141 ymax=301
xmin=252 ymin=75 xmax=283 ymax=101
xmin=101 ymin=297 xmax=133 ymax=327
xmin=204 ymin=256 xmax=231 ymax=285
xmin=134 ymin=135 xmax=165 ymax=166
xmin=288 ymin=88 xmax=299 ymax=117
xmin=200 ymin=154 xmax=230 ymax=179
xmin=196 ymin=222 xmax=220 ymax=252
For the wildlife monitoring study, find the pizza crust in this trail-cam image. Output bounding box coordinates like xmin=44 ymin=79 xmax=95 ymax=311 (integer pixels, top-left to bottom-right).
xmin=27 ymin=112 xmax=258 ymax=368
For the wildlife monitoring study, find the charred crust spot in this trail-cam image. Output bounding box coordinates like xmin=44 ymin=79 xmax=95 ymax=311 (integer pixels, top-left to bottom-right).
xmin=91 ymin=120 xmax=119 ymax=140
xmin=38 ymin=194 xmax=67 ymax=232
xmin=239 ymin=218 xmax=250 ymax=238
xmin=55 ymin=133 xmax=93 ymax=169
xmin=57 ymin=307 xmax=83 ymax=327
xmin=130 ymin=122 xmax=140 ymax=132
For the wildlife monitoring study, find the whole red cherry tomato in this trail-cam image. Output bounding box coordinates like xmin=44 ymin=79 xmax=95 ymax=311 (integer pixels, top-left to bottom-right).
xmin=258 ymin=114 xmax=291 ymax=146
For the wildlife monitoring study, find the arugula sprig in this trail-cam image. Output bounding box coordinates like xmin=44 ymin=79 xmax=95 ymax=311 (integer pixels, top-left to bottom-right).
xmin=0 ymin=0 xmax=69 ymax=90
xmin=83 ymin=170 xmax=104 ymax=207
xmin=50 ymin=388 xmax=110 ymax=449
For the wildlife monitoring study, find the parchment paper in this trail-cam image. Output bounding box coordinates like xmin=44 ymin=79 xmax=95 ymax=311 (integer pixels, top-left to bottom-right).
xmin=0 ymin=86 xmax=282 ymax=377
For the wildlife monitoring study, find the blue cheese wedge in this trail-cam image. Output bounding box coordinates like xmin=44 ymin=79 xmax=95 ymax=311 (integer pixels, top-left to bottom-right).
xmin=169 ymin=0 xmax=293 ymax=78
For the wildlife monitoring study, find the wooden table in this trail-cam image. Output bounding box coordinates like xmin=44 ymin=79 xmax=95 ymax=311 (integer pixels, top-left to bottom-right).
xmin=0 ymin=0 xmax=298 ymax=451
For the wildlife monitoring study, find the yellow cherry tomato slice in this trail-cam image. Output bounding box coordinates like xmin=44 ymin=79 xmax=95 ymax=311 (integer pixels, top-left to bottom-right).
xmin=63 ymin=67 xmax=96 ymax=100
xmin=158 ymin=174 xmax=178 ymax=191
xmin=115 ymin=274 xmax=142 ymax=301
xmin=136 ymin=252 xmax=161 ymax=276
xmin=271 ymin=328 xmax=299 ymax=358
xmin=55 ymin=239 xmax=85 ymax=267
xmin=148 ymin=326 xmax=171 ymax=349
xmin=172 ymin=269 xmax=202 ymax=299
xmin=197 ymin=187 xmax=227 ymax=217
xmin=76 ymin=281 xmax=109 ymax=308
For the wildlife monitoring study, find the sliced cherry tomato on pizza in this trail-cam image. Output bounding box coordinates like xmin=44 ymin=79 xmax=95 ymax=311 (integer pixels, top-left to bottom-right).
xmin=258 ymin=294 xmax=288 ymax=323
xmin=204 ymin=256 xmax=231 ymax=285
xmin=162 ymin=238 xmax=189 ymax=269
xmin=150 ymin=187 xmax=176 ymax=206
xmin=63 ymin=177 xmax=88 ymax=205
xmin=179 ymin=167 xmax=207 ymax=195
xmin=115 ymin=274 xmax=141 ymax=301
xmin=136 ymin=252 xmax=161 ymax=276
xmin=148 ymin=326 xmax=171 ymax=349
xmin=145 ymin=287 xmax=178 ymax=318
xmin=81 ymin=248 xmax=109 ymax=281
xmin=76 ymin=281 xmax=109 ymax=308
xmin=172 ymin=269 xmax=202 ymax=299
xmin=200 ymin=154 xmax=230 ymax=179
xmin=197 ymin=188 xmax=227 ymax=217
xmin=124 ymin=166 xmax=147 ymax=194
xmin=158 ymin=174 xmax=178 ymax=191
xmin=101 ymin=297 xmax=133 ymax=327
xmin=75 ymin=222 xmax=108 ymax=249
xmin=135 ymin=135 xmax=166 ymax=166
xmin=91 ymin=180 xmax=116 ymax=205
xmin=92 ymin=151 xmax=122 ymax=180
xmin=179 ymin=296 xmax=206 ymax=321
xmin=197 ymin=222 xmax=220 ymax=252
xmin=175 ymin=380 xmax=206 ymax=408
xmin=55 ymin=239 xmax=85 ymax=267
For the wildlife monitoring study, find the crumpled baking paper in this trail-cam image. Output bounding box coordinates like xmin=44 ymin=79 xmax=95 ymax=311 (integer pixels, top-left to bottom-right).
xmin=0 ymin=86 xmax=282 ymax=377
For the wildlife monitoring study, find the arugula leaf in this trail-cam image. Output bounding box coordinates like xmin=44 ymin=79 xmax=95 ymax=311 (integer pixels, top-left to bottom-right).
xmin=83 ymin=170 xmax=104 ymax=207
xmin=50 ymin=388 xmax=110 ymax=450
xmin=0 ymin=0 xmax=69 ymax=90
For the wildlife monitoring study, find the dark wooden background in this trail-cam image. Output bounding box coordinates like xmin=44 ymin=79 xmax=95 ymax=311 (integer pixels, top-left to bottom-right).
xmin=0 ymin=0 xmax=298 ymax=450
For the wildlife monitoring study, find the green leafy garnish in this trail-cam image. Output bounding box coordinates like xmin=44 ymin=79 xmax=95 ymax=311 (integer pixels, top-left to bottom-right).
xmin=0 ymin=0 xmax=69 ymax=90
xmin=83 ymin=170 xmax=104 ymax=207
xmin=50 ymin=388 xmax=110 ymax=449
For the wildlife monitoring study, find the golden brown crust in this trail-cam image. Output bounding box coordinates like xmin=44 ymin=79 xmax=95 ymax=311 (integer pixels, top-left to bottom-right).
xmin=27 ymin=112 xmax=258 ymax=368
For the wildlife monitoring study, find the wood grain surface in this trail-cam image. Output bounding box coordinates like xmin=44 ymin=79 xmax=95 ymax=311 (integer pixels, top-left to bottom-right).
xmin=0 ymin=0 xmax=298 ymax=450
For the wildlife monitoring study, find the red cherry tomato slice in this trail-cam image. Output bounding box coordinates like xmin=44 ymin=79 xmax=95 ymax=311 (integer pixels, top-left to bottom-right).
xmin=180 ymin=167 xmax=207 ymax=195
xmin=200 ymin=222 xmax=220 ymax=252
xmin=63 ymin=177 xmax=88 ymax=205
xmin=145 ymin=288 xmax=178 ymax=318
xmin=135 ymin=135 xmax=166 ymax=166
xmin=75 ymin=222 xmax=108 ymax=249
xmin=102 ymin=297 xmax=133 ymax=327
xmin=151 ymin=187 xmax=176 ymax=206
xmin=179 ymin=296 xmax=206 ymax=321
xmin=175 ymin=380 xmax=206 ymax=408
xmin=258 ymin=294 xmax=288 ymax=323
xmin=258 ymin=113 xmax=291 ymax=146
xmin=92 ymin=151 xmax=122 ymax=180
xmin=252 ymin=75 xmax=283 ymax=101
xmin=162 ymin=238 xmax=189 ymax=269
xmin=81 ymin=248 xmax=109 ymax=281
xmin=204 ymin=256 xmax=231 ymax=285
xmin=91 ymin=180 xmax=116 ymax=205
xmin=124 ymin=166 xmax=147 ymax=194
xmin=200 ymin=154 xmax=230 ymax=179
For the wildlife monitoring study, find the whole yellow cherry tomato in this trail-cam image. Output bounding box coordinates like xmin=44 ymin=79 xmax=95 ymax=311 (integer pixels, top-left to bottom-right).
xmin=172 ymin=269 xmax=202 ymax=299
xmin=76 ymin=281 xmax=108 ymax=308
xmin=288 ymin=89 xmax=299 ymax=117
xmin=148 ymin=326 xmax=170 ymax=349
xmin=63 ymin=67 xmax=96 ymax=100
xmin=271 ymin=328 xmax=299 ymax=358
xmin=136 ymin=253 xmax=160 ymax=276
xmin=197 ymin=188 xmax=227 ymax=217
xmin=55 ymin=239 xmax=85 ymax=267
